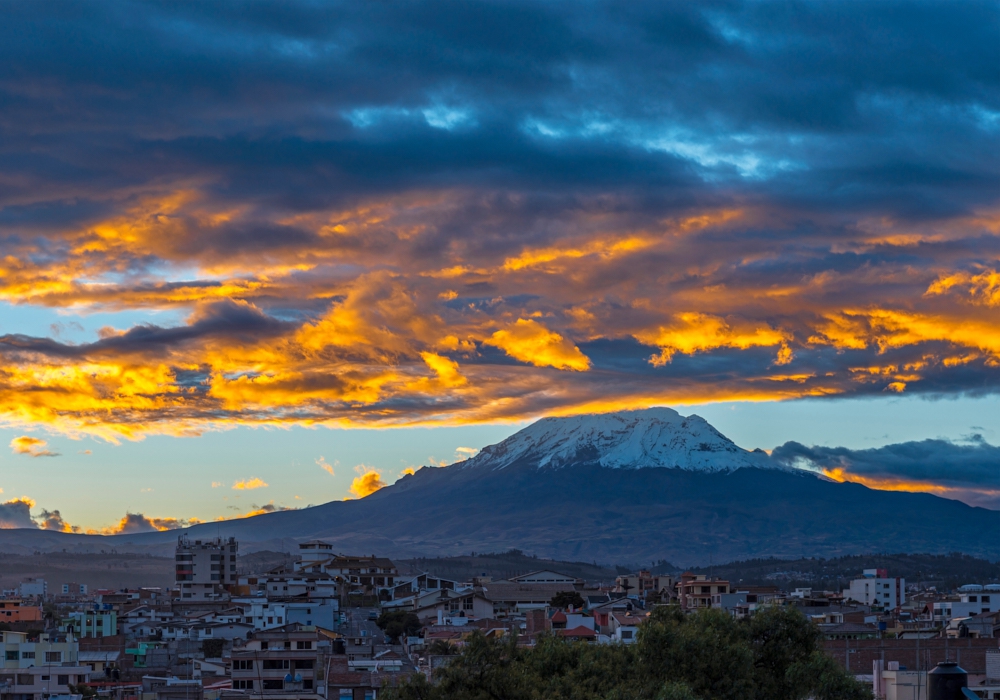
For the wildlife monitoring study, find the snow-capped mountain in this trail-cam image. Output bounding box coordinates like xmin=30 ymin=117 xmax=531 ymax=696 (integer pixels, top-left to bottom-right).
xmin=461 ymin=407 xmax=777 ymax=472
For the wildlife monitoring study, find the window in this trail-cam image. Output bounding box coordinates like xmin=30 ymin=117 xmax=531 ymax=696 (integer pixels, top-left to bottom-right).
xmin=303 ymin=679 xmax=314 ymax=690
xmin=233 ymin=680 xmax=254 ymax=690
xmin=45 ymin=652 xmax=62 ymax=663
xmin=296 ymin=641 xmax=312 ymax=650
xmin=58 ymin=675 xmax=69 ymax=686
xmin=262 ymin=679 xmax=284 ymax=690
xmin=340 ymin=690 xmax=353 ymax=699
xmin=262 ymin=660 xmax=290 ymax=670
xmin=621 ymin=631 xmax=633 ymax=639
xmin=21 ymin=651 xmax=34 ymax=659
xmin=16 ymin=674 xmax=31 ymax=685
xmin=260 ymin=641 xmax=269 ymax=650
xmin=970 ymin=596 xmax=978 ymax=602
xmin=5 ymin=651 xmax=17 ymax=661
xmin=232 ymin=659 xmax=254 ymax=670
xmin=295 ymin=660 xmax=315 ymax=670
xmin=983 ymin=596 xmax=991 ymax=603
xmin=464 ymin=598 xmax=474 ymax=611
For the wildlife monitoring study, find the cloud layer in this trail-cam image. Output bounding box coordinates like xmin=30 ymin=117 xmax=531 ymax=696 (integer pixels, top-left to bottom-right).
xmin=772 ymin=437 xmax=1000 ymax=509
xmin=0 ymin=1 xmax=997 ymax=442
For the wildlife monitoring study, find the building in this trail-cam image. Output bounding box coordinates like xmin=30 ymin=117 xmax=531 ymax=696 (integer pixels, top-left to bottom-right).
xmin=843 ymin=569 xmax=905 ymax=609
xmin=677 ymin=573 xmax=730 ymax=610
xmin=0 ymin=599 xmax=42 ymax=622
xmin=175 ymin=535 xmax=238 ymax=600
xmin=17 ymin=579 xmax=46 ymax=599
xmin=225 ymin=624 xmax=332 ymax=700
xmin=509 ymin=571 xmax=579 ymax=586
xmin=0 ymin=664 xmax=91 ymax=699
xmin=615 ymin=571 xmax=674 ymax=600
xmin=64 ymin=610 xmax=118 ymax=638
xmin=0 ymin=631 xmax=79 ymax=669
xmin=607 ymin=611 xmax=648 ymax=643
xmin=61 ymin=583 xmax=88 ymax=596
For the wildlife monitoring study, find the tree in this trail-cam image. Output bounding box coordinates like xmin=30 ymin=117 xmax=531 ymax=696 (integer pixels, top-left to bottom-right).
xmin=202 ymin=638 xmax=225 ymax=659
xmin=377 ymin=610 xmax=422 ymax=641
xmin=549 ymin=591 xmax=585 ymax=610
xmin=426 ymin=640 xmax=458 ymax=656
xmin=384 ymin=607 xmax=872 ymax=700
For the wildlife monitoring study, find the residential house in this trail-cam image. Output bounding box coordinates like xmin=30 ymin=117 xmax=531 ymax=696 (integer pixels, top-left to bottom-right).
xmin=63 ymin=609 xmax=118 ymax=638
xmin=677 ymin=573 xmax=730 ymax=611
xmin=607 ymin=611 xmax=648 ymax=644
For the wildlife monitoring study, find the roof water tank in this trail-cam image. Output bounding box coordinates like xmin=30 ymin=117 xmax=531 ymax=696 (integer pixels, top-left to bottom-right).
xmin=927 ymin=661 xmax=967 ymax=700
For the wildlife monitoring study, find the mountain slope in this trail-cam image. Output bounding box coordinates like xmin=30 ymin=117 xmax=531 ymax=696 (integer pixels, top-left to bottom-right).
xmin=5 ymin=408 xmax=1000 ymax=564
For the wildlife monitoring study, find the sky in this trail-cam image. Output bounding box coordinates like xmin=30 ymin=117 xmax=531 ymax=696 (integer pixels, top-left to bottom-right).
xmin=0 ymin=1 xmax=999 ymax=533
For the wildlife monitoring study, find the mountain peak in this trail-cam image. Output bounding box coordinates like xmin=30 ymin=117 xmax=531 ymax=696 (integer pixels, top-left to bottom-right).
xmin=460 ymin=407 xmax=776 ymax=472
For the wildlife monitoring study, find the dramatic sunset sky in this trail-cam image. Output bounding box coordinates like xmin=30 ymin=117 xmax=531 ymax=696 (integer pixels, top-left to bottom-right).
xmin=1 ymin=1 xmax=999 ymax=533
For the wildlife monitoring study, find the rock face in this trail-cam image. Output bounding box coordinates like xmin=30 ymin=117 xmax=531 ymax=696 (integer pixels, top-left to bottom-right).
xmin=461 ymin=407 xmax=777 ymax=472
xmin=4 ymin=408 xmax=1000 ymax=564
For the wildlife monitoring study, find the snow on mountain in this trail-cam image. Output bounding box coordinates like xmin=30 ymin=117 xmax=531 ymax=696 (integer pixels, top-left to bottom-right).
xmin=461 ymin=407 xmax=778 ymax=472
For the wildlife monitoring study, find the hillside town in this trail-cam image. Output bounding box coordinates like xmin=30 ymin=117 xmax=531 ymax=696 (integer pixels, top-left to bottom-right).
xmin=0 ymin=537 xmax=997 ymax=700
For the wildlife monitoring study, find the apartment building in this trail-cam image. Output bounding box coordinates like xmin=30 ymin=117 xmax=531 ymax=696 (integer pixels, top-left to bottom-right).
xmin=615 ymin=571 xmax=674 ymax=599
xmin=0 ymin=600 xmax=41 ymax=623
xmin=0 ymin=631 xmax=79 ymax=670
xmin=843 ymin=570 xmax=905 ymax=609
xmin=224 ymin=624 xmax=332 ymax=700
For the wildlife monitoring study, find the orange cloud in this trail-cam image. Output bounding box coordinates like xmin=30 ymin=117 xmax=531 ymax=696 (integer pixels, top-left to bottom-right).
xmin=349 ymin=466 xmax=386 ymax=498
xmin=485 ymin=319 xmax=591 ymax=371
xmin=233 ymin=477 xmax=268 ymax=490
xmin=636 ymin=313 xmax=790 ymax=366
xmin=9 ymin=436 xmax=58 ymax=458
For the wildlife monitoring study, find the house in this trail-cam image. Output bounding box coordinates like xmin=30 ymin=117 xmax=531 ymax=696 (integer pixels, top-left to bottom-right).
xmin=677 ymin=573 xmax=730 ymax=611
xmin=590 ymin=597 xmax=642 ymax=633
xmin=389 ymin=588 xmax=494 ymax=624
xmin=64 ymin=609 xmax=118 ymax=638
xmin=78 ymin=650 xmax=121 ymax=678
xmin=607 ymin=611 xmax=648 ymax=644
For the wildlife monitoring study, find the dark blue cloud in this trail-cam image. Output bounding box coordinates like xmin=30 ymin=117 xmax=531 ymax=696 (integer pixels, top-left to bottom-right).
xmin=772 ymin=436 xmax=1000 ymax=508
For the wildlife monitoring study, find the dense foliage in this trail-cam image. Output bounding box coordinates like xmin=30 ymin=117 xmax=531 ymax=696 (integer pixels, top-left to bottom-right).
xmin=388 ymin=607 xmax=871 ymax=700
xmin=550 ymin=591 xmax=586 ymax=609
xmin=377 ymin=610 xmax=423 ymax=641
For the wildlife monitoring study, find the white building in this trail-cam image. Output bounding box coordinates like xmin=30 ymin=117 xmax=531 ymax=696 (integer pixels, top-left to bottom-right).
xmin=844 ymin=570 xmax=905 ymax=609
xmin=17 ymin=579 xmax=46 ymax=599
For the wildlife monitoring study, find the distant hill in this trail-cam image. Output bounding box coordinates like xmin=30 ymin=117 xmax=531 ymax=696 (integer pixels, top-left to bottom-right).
xmin=2 ymin=408 xmax=999 ymax=566
xmin=399 ymin=550 xmax=622 ymax=584
xmin=675 ymin=553 xmax=1000 ymax=591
